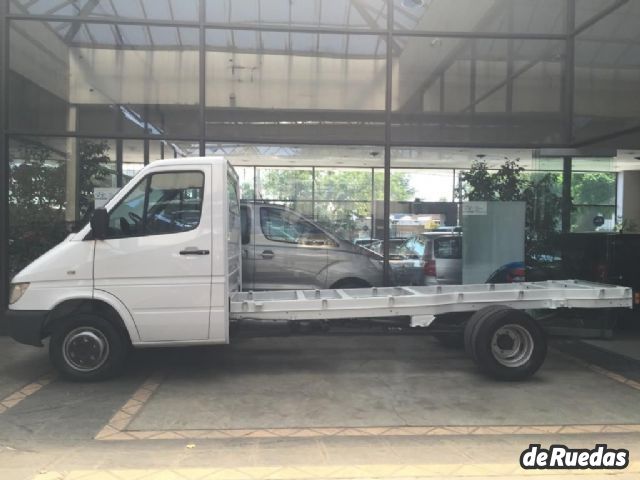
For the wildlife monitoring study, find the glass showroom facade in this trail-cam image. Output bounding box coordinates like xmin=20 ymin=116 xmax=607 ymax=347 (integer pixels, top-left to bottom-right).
xmin=1 ymin=0 xmax=639 ymax=308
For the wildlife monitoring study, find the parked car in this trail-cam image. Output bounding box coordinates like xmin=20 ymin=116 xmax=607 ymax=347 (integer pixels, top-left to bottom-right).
xmin=434 ymin=226 xmax=463 ymax=234
xmin=241 ymin=202 xmax=384 ymax=290
xmin=368 ymin=237 xmax=407 ymax=256
xmin=391 ymin=233 xmax=462 ymax=286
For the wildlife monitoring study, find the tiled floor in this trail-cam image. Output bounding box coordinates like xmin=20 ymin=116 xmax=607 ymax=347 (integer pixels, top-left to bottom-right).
xmin=1 ymin=333 xmax=640 ymax=480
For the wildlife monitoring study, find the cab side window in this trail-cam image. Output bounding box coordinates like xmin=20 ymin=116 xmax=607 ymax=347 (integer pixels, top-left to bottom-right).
xmin=106 ymin=171 xmax=204 ymax=239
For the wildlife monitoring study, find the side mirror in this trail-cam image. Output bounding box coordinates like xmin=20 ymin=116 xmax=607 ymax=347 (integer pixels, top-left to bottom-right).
xmin=90 ymin=208 xmax=109 ymax=240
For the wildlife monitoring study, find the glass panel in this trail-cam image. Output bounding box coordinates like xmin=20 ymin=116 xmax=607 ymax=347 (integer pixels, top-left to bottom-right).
xmin=260 ymin=206 xmax=334 ymax=246
xmin=255 ymin=168 xmax=313 ymax=201
xmin=571 ymin=206 xmax=616 ymax=232
xmin=572 ymin=172 xmax=616 ymax=206
xmin=9 ymin=20 xmax=200 ymax=137
xmin=149 ymin=140 xmax=201 ymax=161
xmin=206 ymin=0 xmax=387 ymax=30
xmin=7 ymin=135 xmax=123 ymax=274
xmin=391 ymin=36 xmax=565 ymax=145
xmin=574 ymin=1 xmax=640 ymax=144
xmin=122 ymin=140 xmax=145 ymax=179
xmin=8 ymin=136 xmax=69 ymax=277
xmin=205 ymin=30 xmax=387 ymax=143
xmin=314 ymin=169 xmax=373 ymax=201
xmin=575 ymin=0 xmax=620 ymax=28
xmin=392 ymin=0 xmax=566 ymax=35
xmin=8 ymin=21 xmax=72 ymax=132
xmin=314 ymin=201 xmax=372 ymax=242
xmin=11 ymin=0 xmax=200 ymax=22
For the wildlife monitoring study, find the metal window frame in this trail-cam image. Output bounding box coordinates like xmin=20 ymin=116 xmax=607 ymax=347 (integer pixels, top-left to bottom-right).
xmin=1 ymin=0 xmax=637 ymax=312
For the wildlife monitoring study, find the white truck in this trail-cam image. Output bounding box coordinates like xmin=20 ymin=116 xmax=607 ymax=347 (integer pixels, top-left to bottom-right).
xmin=6 ymin=158 xmax=633 ymax=381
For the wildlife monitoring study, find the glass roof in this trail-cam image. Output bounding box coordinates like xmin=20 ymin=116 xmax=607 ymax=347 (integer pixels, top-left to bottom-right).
xmin=10 ymin=0 xmax=640 ymax=67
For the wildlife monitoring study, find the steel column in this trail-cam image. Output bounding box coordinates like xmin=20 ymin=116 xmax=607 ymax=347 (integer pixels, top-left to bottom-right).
xmin=562 ymin=156 xmax=572 ymax=233
xmin=0 ymin=0 xmax=9 ymax=319
xmin=382 ymin=0 xmax=393 ymax=286
xmin=199 ymin=0 xmax=206 ymax=156
xmin=562 ymin=0 xmax=576 ymax=145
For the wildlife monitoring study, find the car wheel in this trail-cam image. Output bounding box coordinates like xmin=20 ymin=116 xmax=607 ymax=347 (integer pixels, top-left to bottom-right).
xmin=49 ymin=313 xmax=129 ymax=381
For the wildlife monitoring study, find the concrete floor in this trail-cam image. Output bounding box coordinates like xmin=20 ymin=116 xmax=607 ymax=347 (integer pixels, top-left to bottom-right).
xmin=131 ymin=335 xmax=640 ymax=430
xmin=585 ymin=331 xmax=640 ymax=362
xmin=1 ymin=333 xmax=640 ymax=480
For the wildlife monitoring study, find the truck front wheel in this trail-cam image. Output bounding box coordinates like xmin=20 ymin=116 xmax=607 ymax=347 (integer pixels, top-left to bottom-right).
xmin=49 ymin=313 xmax=129 ymax=381
xmin=466 ymin=306 xmax=546 ymax=381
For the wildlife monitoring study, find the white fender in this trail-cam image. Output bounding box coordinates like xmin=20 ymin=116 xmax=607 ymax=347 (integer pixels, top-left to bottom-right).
xmin=90 ymin=289 xmax=142 ymax=343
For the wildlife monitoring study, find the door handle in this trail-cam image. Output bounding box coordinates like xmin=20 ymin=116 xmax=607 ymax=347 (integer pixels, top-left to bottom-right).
xmin=261 ymin=250 xmax=275 ymax=259
xmin=180 ymin=248 xmax=210 ymax=256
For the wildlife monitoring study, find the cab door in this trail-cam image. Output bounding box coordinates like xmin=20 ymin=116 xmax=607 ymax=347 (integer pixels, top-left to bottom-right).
xmin=93 ymin=166 xmax=212 ymax=342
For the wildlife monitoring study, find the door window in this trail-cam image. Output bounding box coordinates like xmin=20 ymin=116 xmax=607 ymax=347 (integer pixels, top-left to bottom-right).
xmin=260 ymin=206 xmax=334 ymax=246
xmin=106 ymin=171 xmax=204 ymax=238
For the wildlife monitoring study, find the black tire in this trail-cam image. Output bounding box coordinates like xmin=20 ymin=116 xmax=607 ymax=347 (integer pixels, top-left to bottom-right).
xmin=433 ymin=332 xmax=465 ymax=349
xmin=49 ymin=313 xmax=129 ymax=381
xmin=464 ymin=305 xmax=511 ymax=362
xmin=470 ymin=307 xmax=547 ymax=381
xmin=330 ymin=279 xmax=371 ymax=289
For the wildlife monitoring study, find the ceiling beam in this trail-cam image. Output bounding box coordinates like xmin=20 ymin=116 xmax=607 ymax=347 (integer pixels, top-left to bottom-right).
xmin=63 ymin=0 xmax=100 ymax=43
xmin=398 ymin=0 xmax=509 ymax=112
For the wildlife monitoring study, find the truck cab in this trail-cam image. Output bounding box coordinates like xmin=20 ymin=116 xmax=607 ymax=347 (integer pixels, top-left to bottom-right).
xmin=7 ymin=158 xmax=242 ymax=379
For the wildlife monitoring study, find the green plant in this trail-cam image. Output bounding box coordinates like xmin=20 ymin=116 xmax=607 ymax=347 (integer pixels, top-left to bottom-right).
xmin=9 ymin=139 xmax=112 ymax=276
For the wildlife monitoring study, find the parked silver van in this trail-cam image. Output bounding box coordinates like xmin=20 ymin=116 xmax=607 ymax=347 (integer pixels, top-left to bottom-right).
xmin=392 ymin=233 xmax=462 ymax=286
xmin=240 ymin=202 xmax=384 ymax=290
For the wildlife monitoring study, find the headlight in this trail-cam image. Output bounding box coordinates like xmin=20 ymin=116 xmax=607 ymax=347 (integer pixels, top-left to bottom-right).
xmin=9 ymin=283 xmax=30 ymax=305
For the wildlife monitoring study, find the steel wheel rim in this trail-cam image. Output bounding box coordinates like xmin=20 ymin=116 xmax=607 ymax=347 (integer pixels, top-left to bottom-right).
xmin=62 ymin=327 xmax=109 ymax=372
xmin=490 ymin=324 xmax=534 ymax=368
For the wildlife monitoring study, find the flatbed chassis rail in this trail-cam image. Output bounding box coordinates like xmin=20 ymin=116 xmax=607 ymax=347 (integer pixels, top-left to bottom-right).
xmin=231 ymin=280 xmax=632 ymax=381
xmin=231 ymin=280 xmax=632 ymax=326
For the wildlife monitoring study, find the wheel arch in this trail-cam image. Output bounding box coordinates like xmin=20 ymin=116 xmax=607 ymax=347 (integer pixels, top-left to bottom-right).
xmin=330 ymin=277 xmax=372 ymax=289
xmin=43 ymin=293 xmax=140 ymax=344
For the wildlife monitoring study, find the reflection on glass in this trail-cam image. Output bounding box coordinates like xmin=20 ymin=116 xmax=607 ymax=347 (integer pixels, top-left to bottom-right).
xmin=392 ymin=0 xmax=566 ymax=34
xmin=391 ymin=35 xmax=564 ymax=144
xmin=206 ymin=0 xmax=387 ymax=30
xmin=574 ymin=1 xmax=640 ymax=142
xmin=572 ymin=206 xmax=616 ymax=233
xmin=11 ymin=0 xmax=200 ymax=21
xmin=9 ymin=20 xmax=200 ymax=137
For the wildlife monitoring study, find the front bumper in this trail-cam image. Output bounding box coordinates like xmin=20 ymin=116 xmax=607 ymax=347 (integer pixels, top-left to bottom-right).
xmin=6 ymin=309 xmax=48 ymax=346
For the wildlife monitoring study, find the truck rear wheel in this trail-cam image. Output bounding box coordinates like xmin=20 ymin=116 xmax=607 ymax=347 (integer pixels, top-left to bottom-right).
xmin=466 ymin=306 xmax=547 ymax=381
xmin=49 ymin=313 xmax=129 ymax=381
xmin=464 ymin=305 xmax=510 ymax=362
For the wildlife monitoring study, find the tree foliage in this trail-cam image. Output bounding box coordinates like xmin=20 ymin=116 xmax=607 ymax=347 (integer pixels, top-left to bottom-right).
xmin=571 ymin=172 xmax=615 ymax=205
xmin=246 ymin=168 xmax=415 ymax=239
